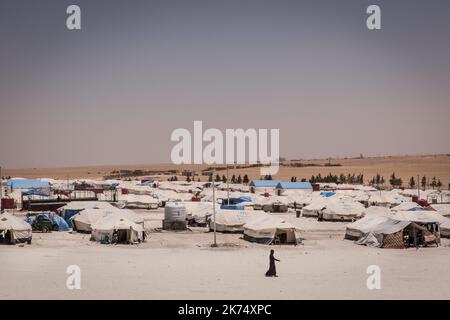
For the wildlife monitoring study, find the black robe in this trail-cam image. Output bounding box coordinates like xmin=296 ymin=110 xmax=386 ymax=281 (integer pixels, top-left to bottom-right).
xmin=265 ymin=253 xmax=279 ymax=277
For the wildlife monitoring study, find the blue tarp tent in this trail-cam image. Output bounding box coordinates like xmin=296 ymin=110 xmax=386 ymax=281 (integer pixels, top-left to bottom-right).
xmin=52 ymin=214 xmax=70 ymax=231
xmin=222 ymin=196 xmax=252 ymax=205
xmin=408 ymin=207 xmax=425 ymax=211
xmin=249 ymin=180 xmax=281 ymax=188
xmin=320 ymin=191 xmax=336 ymax=198
xmin=63 ymin=209 xmax=84 ymax=228
xmin=26 ymin=213 xmax=70 ymax=232
xmin=220 ymin=204 xmax=246 ymax=210
xmin=7 ymin=179 xmax=50 ymax=190
xmin=276 ymin=182 xmax=313 ymax=190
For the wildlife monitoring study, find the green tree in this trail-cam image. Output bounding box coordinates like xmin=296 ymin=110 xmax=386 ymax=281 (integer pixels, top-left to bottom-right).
xmin=231 ymin=175 xmax=236 ymax=184
xmin=408 ymin=176 xmax=416 ymax=189
xmin=215 ymin=174 xmax=221 ymax=182
xmin=421 ymin=176 xmax=427 ymax=189
xmin=389 ymin=173 xmax=397 ymax=188
xmin=437 ymin=179 xmax=442 ymax=189
xmin=222 ymin=175 xmax=227 ymax=183
xmin=237 ymin=175 xmax=242 ymax=184
xmin=431 ymin=176 xmax=437 ymax=189
xmin=243 ymin=174 xmax=249 ymax=184
xmin=375 ymin=174 xmax=381 ymax=185
xmin=356 ymin=174 xmax=364 ymax=184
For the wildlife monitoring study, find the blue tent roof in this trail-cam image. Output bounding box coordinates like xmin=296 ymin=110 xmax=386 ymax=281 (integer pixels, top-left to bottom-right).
xmin=320 ymin=191 xmax=336 ymax=198
xmin=222 ymin=196 xmax=252 ymax=205
xmin=52 ymin=214 xmax=70 ymax=231
xmin=7 ymin=179 xmax=50 ymax=190
xmin=249 ymin=180 xmax=281 ymax=188
xmin=21 ymin=190 xmax=49 ymax=197
xmin=220 ymin=204 xmax=246 ymax=210
xmin=408 ymin=207 xmax=425 ymax=211
xmin=63 ymin=209 xmax=84 ymax=228
xmin=276 ymin=182 xmax=313 ymax=190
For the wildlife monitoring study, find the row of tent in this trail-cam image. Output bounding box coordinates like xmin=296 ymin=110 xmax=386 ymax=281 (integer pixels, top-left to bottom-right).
xmin=58 ymin=202 xmax=145 ymax=243
xmin=0 ymin=200 xmax=146 ymax=244
xmin=206 ymin=209 xmax=302 ymax=245
xmin=345 ymin=208 xmax=450 ymax=248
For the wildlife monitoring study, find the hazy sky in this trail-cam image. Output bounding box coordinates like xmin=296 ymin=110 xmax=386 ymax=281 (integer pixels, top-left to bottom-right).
xmin=1 ymin=0 xmax=449 ymax=169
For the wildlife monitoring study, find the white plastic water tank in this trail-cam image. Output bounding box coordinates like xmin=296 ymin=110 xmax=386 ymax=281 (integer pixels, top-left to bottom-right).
xmin=164 ymin=202 xmax=187 ymax=222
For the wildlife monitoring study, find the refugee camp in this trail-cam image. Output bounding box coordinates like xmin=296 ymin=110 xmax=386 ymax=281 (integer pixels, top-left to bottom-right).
xmin=2 ymin=0 xmax=450 ymax=302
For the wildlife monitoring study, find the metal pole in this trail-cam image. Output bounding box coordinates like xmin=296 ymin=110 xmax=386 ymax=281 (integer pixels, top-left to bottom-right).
xmin=212 ymin=170 xmax=217 ymax=247
xmin=417 ymin=175 xmax=420 ymax=199
xmin=226 ymin=165 xmax=229 ymax=204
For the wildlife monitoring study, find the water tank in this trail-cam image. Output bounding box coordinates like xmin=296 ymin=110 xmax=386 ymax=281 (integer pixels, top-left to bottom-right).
xmin=164 ymin=202 xmax=186 ymax=222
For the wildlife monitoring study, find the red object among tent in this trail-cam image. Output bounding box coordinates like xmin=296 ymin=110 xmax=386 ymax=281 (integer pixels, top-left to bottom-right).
xmin=416 ymin=199 xmax=429 ymax=207
xmin=1 ymin=198 xmax=15 ymax=210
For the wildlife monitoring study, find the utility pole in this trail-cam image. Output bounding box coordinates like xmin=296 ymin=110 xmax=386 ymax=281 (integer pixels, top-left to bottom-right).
xmin=212 ymin=169 xmax=217 ymax=247
xmin=226 ymin=165 xmax=229 ymax=204
xmin=417 ymin=175 xmax=420 ymax=200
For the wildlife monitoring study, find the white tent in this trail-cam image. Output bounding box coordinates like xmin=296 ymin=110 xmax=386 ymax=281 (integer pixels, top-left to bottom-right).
xmin=391 ymin=210 xmax=448 ymax=224
xmin=0 ymin=213 xmax=32 ymax=244
xmin=431 ymin=204 xmax=450 ymax=217
xmin=91 ymin=213 xmax=144 ymax=243
xmin=441 ymin=220 xmax=450 ymax=238
xmin=183 ymin=201 xmax=220 ymax=225
xmin=355 ymin=210 xmax=447 ymax=248
xmin=72 ymin=208 xmax=143 ymax=233
xmin=345 ymin=215 xmax=391 ymax=240
xmin=200 ymin=190 xmax=243 ymax=203
xmin=367 ymin=191 xmax=406 ymax=207
xmin=320 ymin=200 xmax=364 ymax=221
xmin=301 ymin=197 xmax=330 ymax=217
xmin=59 ymin=201 xmax=116 ymax=211
xmin=362 ymin=206 xmax=392 ymax=217
xmin=243 ymin=215 xmax=302 ymax=245
xmin=391 ymin=202 xmax=423 ymax=212
xmin=117 ymin=194 xmax=159 ymax=209
xmin=355 ymin=219 xmax=411 ymax=248
xmin=210 ymin=210 xmax=263 ymax=232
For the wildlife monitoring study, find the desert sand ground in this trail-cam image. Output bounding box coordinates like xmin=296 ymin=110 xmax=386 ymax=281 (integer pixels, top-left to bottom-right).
xmin=4 ymin=154 xmax=450 ymax=188
xmin=1 ymin=209 xmax=450 ymax=300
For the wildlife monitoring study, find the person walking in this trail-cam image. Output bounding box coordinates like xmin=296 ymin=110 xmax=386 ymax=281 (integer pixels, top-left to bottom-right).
xmin=265 ymin=249 xmax=280 ymax=277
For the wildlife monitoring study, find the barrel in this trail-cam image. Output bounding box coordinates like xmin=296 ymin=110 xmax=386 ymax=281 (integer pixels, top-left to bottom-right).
xmin=164 ymin=202 xmax=187 ymax=222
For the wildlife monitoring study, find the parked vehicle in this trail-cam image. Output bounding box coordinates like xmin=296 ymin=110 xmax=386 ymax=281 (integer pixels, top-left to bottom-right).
xmin=31 ymin=214 xmax=53 ymax=233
